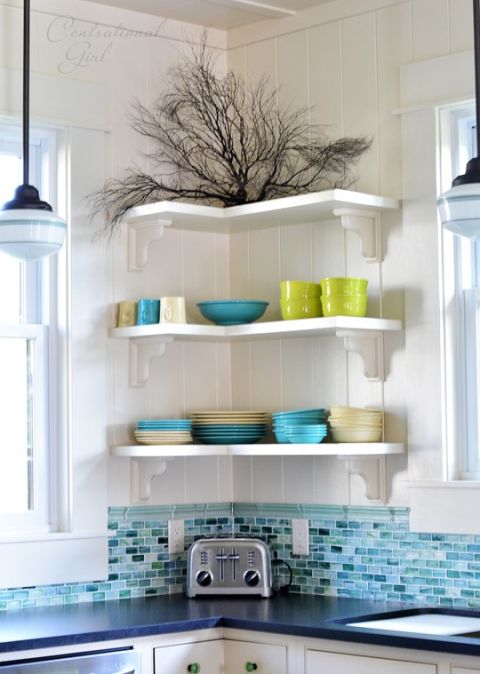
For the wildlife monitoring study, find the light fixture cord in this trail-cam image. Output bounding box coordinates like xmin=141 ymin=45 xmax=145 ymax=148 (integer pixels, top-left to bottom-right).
xmin=475 ymin=0 xmax=480 ymax=156
xmin=23 ymin=0 xmax=30 ymax=186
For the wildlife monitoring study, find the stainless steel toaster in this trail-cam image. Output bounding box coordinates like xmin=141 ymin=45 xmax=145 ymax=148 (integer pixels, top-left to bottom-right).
xmin=187 ymin=537 xmax=272 ymax=598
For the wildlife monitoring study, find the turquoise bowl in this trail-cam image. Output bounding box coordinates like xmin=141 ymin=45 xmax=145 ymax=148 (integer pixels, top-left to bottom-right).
xmin=197 ymin=300 xmax=269 ymax=326
xmin=283 ymin=424 xmax=328 ymax=444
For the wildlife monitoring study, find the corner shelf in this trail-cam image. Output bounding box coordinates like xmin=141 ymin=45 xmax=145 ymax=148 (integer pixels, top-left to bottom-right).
xmin=126 ymin=189 xmax=400 ymax=270
xmin=110 ymin=443 xmax=404 ymax=458
xmin=110 ymin=443 xmax=404 ymax=503
xmin=109 ymin=316 xmax=402 ymax=385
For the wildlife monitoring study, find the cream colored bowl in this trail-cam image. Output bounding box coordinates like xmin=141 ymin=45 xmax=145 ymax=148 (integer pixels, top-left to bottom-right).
xmin=331 ymin=427 xmax=383 ymax=443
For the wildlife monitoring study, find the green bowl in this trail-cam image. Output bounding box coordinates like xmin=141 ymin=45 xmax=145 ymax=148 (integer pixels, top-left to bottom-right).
xmin=280 ymin=298 xmax=322 ymax=320
xmin=280 ymin=280 xmax=321 ymax=300
xmin=321 ymin=294 xmax=367 ymax=317
xmin=320 ymin=277 xmax=368 ymax=296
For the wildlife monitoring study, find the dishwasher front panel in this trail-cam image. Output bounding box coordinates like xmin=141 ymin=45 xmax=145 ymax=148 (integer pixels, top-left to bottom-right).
xmin=0 ymin=648 xmax=140 ymax=674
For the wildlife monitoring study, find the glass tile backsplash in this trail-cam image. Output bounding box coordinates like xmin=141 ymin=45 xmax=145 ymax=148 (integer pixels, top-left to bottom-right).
xmin=2 ymin=502 xmax=480 ymax=610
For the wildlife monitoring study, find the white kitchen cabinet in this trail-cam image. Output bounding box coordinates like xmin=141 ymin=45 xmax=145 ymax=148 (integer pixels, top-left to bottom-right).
xmin=224 ymin=638 xmax=288 ymax=674
xmin=154 ymin=639 xmax=224 ymax=674
xmin=452 ymin=669 xmax=480 ymax=674
xmin=305 ymin=648 xmax=436 ymax=674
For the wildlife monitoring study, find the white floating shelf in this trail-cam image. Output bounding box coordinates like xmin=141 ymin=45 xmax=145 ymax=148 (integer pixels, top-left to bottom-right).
xmin=109 ymin=316 xmax=402 ymax=341
xmin=126 ymin=189 xmax=399 ymax=233
xmin=110 ymin=443 xmax=404 ymax=458
xmin=109 ymin=317 xmax=401 ymax=384
xmin=126 ymin=189 xmax=400 ymax=269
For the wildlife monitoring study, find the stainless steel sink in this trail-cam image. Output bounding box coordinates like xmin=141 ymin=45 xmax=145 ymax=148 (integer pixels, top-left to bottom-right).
xmin=339 ymin=609 xmax=480 ymax=637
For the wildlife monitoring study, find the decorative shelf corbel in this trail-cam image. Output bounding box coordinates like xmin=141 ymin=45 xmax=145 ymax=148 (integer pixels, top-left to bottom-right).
xmin=342 ymin=455 xmax=386 ymax=502
xmin=127 ymin=218 xmax=172 ymax=271
xmin=333 ymin=208 xmax=381 ymax=262
xmin=336 ymin=329 xmax=384 ymax=381
xmin=130 ymin=337 xmax=173 ymax=386
xmin=131 ymin=458 xmax=168 ymax=502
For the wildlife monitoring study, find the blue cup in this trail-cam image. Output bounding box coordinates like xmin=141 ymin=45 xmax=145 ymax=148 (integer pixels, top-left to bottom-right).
xmin=136 ymin=298 xmax=160 ymax=325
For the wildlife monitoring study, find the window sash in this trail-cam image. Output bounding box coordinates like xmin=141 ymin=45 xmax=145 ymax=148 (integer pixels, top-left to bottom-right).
xmin=0 ymin=325 xmax=50 ymax=533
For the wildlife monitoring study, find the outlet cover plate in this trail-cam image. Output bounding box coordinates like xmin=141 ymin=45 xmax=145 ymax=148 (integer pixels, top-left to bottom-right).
xmin=168 ymin=519 xmax=184 ymax=554
xmin=292 ymin=518 xmax=309 ymax=555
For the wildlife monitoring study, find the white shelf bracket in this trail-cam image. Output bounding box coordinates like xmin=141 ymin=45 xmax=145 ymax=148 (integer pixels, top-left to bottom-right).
xmin=131 ymin=458 xmax=168 ymax=502
xmin=127 ymin=218 xmax=172 ymax=271
xmin=336 ymin=330 xmax=384 ymax=381
xmin=342 ymin=456 xmax=386 ymax=502
xmin=129 ymin=337 xmax=173 ymax=386
xmin=333 ymin=209 xmax=381 ymax=262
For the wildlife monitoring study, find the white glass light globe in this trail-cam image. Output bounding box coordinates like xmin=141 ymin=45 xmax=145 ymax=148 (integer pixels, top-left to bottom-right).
xmin=437 ymin=183 xmax=480 ymax=239
xmin=0 ymin=209 xmax=67 ymax=261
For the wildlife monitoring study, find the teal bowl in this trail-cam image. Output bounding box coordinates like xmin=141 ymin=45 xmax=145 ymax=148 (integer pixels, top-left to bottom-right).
xmin=197 ymin=300 xmax=269 ymax=326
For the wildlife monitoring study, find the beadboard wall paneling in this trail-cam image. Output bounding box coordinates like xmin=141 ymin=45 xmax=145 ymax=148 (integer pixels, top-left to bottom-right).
xmin=411 ymin=0 xmax=450 ymax=62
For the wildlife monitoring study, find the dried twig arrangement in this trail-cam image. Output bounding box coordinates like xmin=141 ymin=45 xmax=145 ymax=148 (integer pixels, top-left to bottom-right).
xmin=91 ymin=40 xmax=371 ymax=237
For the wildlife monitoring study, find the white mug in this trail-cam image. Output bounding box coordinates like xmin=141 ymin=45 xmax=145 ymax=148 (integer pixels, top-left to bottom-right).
xmin=160 ymin=296 xmax=186 ymax=323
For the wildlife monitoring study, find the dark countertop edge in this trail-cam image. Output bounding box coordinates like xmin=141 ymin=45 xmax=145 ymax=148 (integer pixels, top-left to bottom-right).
xmin=0 ymin=618 xmax=224 ymax=655
xmin=221 ymin=617 xmax=480 ymax=658
xmin=3 ymin=597 xmax=480 ymax=659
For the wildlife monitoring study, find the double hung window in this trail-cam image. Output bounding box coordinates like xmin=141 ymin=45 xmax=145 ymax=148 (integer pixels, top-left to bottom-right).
xmin=0 ymin=126 xmax=60 ymax=533
xmin=439 ymin=104 xmax=480 ymax=479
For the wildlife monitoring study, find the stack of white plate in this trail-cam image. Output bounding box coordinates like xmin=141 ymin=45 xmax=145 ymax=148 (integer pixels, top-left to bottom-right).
xmin=328 ymin=406 xmax=384 ymax=443
xmin=134 ymin=419 xmax=193 ymax=445
xmin=188 ymin=410 xmax=269 ymax=445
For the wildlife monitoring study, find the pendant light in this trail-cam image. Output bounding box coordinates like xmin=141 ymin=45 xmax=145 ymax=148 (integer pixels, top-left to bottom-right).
xmin=437 ymin=0 xmax=480 ymax=238
xmin=0 ymin=0 xmax=66 ymax=261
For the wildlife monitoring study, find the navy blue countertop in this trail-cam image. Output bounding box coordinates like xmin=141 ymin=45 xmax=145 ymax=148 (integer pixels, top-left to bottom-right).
xmin=2 ymin=594 xmax=480 ymax=658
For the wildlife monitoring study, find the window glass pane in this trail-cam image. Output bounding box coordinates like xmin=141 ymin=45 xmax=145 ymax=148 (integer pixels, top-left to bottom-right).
xmin=0 ymin=152 xmax=22 ymax=323
xmin=0 ymin=337 xmax=33 ymax=512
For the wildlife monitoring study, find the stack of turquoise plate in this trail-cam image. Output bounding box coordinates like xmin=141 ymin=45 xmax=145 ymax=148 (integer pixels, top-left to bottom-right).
xmin=272 ymin=408 xmax=328 ymax=444
xmin=188 ymin=410 xmax=269 ymax=445
xmin=134 ymin=419 xmax=193 ymax=445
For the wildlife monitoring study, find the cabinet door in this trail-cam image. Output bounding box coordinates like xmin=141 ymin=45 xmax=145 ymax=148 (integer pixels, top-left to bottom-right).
xmin=306 ymin=649 xmax=436 ymax=674
xmin=154 ymin=639 xmax=223 ymax=674
xmin=452 ymin=669 xmax=480 ymax=674
xmin=224 ymin=639 xmax=287 ymax=674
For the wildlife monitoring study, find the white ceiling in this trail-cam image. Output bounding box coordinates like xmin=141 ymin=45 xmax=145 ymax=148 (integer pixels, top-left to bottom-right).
xmin=87 ymin=0 xmax=330 ymax=30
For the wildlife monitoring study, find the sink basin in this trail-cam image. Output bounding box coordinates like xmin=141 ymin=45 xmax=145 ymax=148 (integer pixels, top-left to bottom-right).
xmin=343 ymin=610 xmax=480 ymax=636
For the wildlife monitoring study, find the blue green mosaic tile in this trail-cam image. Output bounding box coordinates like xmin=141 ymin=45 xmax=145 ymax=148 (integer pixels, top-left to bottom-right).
xmin=3 ymin=502 xmax=480 ymax=610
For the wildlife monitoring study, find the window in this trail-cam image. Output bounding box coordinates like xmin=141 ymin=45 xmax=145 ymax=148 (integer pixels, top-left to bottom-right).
xmin=439 ymin=103 xmax=480 ymax=479
xmin=0 ymin=126 xmax=60 ymax=533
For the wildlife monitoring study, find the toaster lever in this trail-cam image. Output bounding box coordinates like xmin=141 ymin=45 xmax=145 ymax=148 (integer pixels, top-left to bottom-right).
xmin=228 ymin=549 xmax=240 ymax=581
xmin=216 ymin=548 xmax=227 ymax=581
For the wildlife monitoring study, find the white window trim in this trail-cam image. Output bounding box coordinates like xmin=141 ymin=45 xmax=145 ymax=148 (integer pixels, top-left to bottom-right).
xmin=0 ymin=65 xmax=109 ymax=586
xmin=399 ymin=49 xmax=480 ymax=533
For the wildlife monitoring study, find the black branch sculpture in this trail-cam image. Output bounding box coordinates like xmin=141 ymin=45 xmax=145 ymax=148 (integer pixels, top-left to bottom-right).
xmin=91 ymin=40 xmax=371 ymax=237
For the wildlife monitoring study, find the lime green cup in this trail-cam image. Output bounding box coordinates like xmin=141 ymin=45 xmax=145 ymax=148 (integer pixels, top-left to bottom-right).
xmin=280 ymin=298 xmax=322 ymax=320
xmin=320 ymin=277 xmax=368 ymax=296
xmin=280 ymin=280 xmax=322 ymax=300
xmin=321 ymin=294 xmax=367 ymax=317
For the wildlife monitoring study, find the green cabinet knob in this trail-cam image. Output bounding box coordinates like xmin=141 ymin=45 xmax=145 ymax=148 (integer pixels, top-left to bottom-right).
xmin=187 ymin=664 xmax=200 ymax=674
xmin=245 ymin=663 xmax=258 ymax=672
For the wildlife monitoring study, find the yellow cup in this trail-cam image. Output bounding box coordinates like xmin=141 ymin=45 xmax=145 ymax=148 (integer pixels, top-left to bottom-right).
xmin=117 ymin=300 xmax=137 ymax=327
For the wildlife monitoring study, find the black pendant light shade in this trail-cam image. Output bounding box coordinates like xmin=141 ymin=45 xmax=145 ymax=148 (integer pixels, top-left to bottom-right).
xmin=0 ymin=0 xmax=66 ymax=261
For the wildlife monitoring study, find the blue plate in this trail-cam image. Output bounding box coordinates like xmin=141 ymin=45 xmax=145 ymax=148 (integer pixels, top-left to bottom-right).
xmin=193 ymin=431 xmax=265 ymax=438
xmin=196 ymin=435 xmax=263 ymax=445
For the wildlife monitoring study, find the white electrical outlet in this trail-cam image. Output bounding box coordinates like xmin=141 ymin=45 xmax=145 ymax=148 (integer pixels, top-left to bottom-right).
xmin=292 ymin=518 xmax=309 ymax=555
xmin=168 ymin=519 xmax=184 ymax=554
